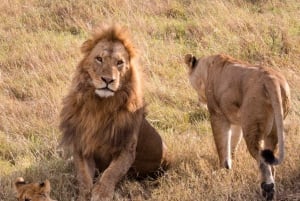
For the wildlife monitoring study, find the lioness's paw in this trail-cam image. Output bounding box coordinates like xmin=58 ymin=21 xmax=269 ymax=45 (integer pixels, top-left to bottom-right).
xmin=261 ymin=182 xmax=275 ymax=201
xmin=220 ymin=159 xmax=232 ymax=169
xmin=224 ymin=159 xmax=232 ymax=169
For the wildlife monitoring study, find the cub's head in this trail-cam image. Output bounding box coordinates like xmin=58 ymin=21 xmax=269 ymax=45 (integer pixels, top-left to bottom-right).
xmin=14 ymin=177 xmax=56 ymax=201
xmin=184 ymin=53 xmax=208 ymax=104
xmin=79 ymin=24 xmax=137 ymax=98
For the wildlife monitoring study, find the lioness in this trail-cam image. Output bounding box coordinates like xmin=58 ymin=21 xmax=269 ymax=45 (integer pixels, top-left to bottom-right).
xmin=14 ymin=177 xmax=56 ymax=201
xmin=184 ymin=54 xmax=290 ymax=200
xmin=59 ymin=24 xmax=170 ymax=201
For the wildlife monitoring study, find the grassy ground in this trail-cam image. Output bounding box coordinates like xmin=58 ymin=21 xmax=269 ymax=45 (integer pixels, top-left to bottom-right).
xmin=0 ymin=0 xmax=299 ymax=200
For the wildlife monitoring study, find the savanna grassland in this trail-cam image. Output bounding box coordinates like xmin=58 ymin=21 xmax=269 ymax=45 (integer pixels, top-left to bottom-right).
xmin=0 ymin=0 xmax=300 ymax=200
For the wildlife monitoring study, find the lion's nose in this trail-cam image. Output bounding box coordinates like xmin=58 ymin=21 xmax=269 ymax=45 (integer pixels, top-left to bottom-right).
xmin=101 ymin=76 xmax=115 ymax=84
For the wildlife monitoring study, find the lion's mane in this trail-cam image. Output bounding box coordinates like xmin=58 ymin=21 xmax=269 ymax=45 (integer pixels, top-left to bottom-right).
xmin=59 ymin=24 xmax=144 ymax=157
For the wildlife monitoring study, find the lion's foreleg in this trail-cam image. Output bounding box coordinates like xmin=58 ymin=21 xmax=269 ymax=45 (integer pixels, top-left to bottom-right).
xmin=210 ymin=115 xmax=232 ymax=169
xmin=74 ymin=152 xmax=95 ymax=201
xmin=91 ymin=137 xmax=138 ymax=201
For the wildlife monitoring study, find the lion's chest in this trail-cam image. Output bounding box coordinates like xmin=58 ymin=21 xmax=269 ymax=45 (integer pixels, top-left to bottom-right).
xmin=77 ymin=106 xmax=138 ymax=156
xmin=93 ymin=145 xmax=113 ymax=171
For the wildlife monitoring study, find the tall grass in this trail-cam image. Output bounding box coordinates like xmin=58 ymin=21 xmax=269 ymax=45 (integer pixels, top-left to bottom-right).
xmin=0 ymin=0 xmax=299 ymax=200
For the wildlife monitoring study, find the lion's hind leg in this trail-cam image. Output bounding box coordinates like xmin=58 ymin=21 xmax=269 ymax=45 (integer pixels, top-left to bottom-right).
xmin=132 ymin=119 xmax=171 ymax=178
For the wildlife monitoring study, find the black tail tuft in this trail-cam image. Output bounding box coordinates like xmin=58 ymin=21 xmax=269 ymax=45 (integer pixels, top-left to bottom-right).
xmin=261 ymin=149 xmax=276 ymax=164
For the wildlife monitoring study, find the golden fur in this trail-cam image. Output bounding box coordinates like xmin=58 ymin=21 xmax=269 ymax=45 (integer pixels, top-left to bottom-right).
xmin=14 ymin=177 xmax=56 ymax=201
xmin=59 ymin=24 xmax=170 ymax=201
xmin=184 ymin=53 xmax=290 ymax=200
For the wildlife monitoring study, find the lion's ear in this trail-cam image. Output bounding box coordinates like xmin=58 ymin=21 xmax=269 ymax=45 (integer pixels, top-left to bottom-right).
xmin=184 ymin=54 xmax=197 ymax=69
xmin=81 ymin=39 xmax=94 ymax=54
xmin=39 ymin=179 xmax=51 ymax=194
xmin=14 ymin=177 xmax=26 ymax=192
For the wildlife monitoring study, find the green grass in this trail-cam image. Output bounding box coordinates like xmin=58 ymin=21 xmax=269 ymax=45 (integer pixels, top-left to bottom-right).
xmin=0 ymin=0 xmax=300 ymax=200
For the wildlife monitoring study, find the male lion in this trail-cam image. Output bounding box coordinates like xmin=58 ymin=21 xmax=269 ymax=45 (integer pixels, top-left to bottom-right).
xmin=59 ymin=24 xmax=170 ymax=201
xmin=184 ymin=54 xmax=290 ymax=200
xmin=14 ymin=177 xmax=56 ymax=201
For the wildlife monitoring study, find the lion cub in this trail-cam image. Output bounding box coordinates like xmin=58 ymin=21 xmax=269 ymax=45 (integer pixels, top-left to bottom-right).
xmin=184 ymin=54 xmax=290 ymax=200
xmin=14 ymin=177 xmax=56 ymax=201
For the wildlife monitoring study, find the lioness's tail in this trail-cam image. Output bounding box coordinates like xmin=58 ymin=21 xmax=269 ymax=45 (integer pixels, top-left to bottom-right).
xmin=261 ymin=77 xmax=285 ymax=165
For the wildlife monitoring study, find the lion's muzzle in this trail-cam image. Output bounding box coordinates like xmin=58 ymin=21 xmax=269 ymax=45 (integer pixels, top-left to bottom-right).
xmin=94 ymin=76 xmax=118 ymax=98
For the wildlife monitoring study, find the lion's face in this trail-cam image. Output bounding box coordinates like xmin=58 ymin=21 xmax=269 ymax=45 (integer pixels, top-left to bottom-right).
xmin=83 ymin=39 xmax=130 ymax=98
xmin=15 ymin=178 xmax=56 ymax=201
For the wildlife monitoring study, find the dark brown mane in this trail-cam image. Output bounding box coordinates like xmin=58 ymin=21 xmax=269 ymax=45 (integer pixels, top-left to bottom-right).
xmin=59 ymin=25 xmax=144 ymax=156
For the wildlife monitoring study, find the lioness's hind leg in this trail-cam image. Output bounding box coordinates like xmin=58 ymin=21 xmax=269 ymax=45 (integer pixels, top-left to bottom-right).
xmin=260 ymin=162 xmax=275 ymax=201
xmin=211 ymin=115 xmax=232 ymax=169
xmin=230 ymin=124 xmax=242 ymax=159
xmin=261 ymin=120 xmax=277 ymax=201
xmin=264 ymin=124 xmax=278 ymax=158
xmin=243 ymin=121 xmax=275 ymax=200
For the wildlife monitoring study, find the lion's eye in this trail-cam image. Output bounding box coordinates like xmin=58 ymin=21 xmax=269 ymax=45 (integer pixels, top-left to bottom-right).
xmin=95 ymin=56 xmax=103 ymax=64
xmin=117 ymin=60 xmax=124 ymax=67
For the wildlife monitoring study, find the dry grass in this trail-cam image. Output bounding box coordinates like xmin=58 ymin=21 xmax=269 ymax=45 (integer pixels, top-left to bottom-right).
xmin=0 ymin=0 xmax=300 ymax=200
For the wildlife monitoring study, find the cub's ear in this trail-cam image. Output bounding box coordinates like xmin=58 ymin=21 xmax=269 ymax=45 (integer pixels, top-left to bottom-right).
xmin=81 ymin=39 xmax=94 ymax=54
xmin=14 ymin=177 xmax=26 ymax=192
xmin=39 ymin=179 xmax=51 ymax=194
xmin=184 ymin=54 xmax=197 ymax=69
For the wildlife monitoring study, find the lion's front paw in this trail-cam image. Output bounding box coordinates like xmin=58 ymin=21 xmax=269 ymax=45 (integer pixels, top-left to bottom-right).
xmin=91 ymin=184 xmax=114 ymax=201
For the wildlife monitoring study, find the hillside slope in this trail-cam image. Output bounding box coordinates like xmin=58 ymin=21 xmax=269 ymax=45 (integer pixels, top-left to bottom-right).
xmin=0 ymin=0 xmax=299 ymax=200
